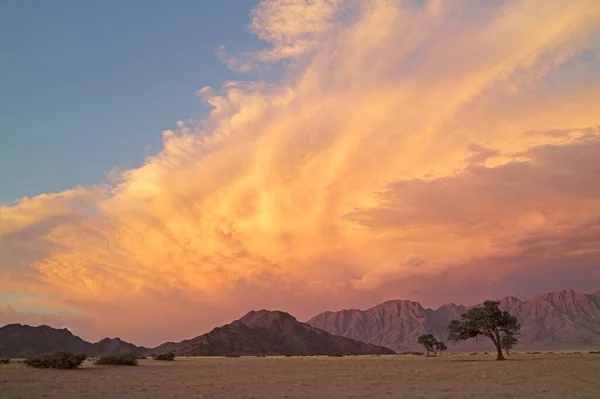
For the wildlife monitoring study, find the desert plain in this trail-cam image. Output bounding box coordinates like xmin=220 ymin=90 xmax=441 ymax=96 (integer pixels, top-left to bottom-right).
xmin=1 ymin=352 xmax=599 ymax=399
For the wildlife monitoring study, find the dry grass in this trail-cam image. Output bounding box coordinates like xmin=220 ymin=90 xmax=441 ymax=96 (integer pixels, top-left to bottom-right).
xmin=1 ymin=352 xmax=599 ymax=398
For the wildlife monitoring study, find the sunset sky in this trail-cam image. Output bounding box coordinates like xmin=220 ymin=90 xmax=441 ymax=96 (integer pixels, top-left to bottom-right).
xmin=1 ymin=0 xmax=600 ymax=346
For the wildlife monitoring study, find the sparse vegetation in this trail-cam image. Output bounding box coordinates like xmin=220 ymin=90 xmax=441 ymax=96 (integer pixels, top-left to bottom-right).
xmin=328 ymin=353 xmax=344 ymax=357
xmin=434 ymin=340 xmax=448 ymax=356
xmin=589 ymin=351 xmax=600 ymax=354
xmin=95 ymin=353 xmax=139 ymax=366
xmin=399 ymin=351 xmax=424 ymax=356
xmin=501 ymin=335 xmax=518 ymax=355
xmin=225 ymin=354 xmax=241 ymax=358
xmin=152 ymin=353 xmax=175 ymax=361
xmin=24 ymin=351 xmax=87 ymax=369
xmin=0 ymin=358 xmax=10 ymax=365
xmin=417 ymin=334 xmax=447 ymax=356
xmin=448 ymin=300 xmax=521 ymax=360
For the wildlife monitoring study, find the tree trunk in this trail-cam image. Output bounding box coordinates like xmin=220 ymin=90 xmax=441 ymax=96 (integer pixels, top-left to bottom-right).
xmin=495 ymin=343 xmax=505 ymax=361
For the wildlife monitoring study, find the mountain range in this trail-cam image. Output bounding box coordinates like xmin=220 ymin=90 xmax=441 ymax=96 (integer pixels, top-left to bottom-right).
xmin=0 ymin=324 xmax=149 ymax=358
xmin=0 ymin=310 xmax=392 ymax=358
xmin=1 ymin=289 xmax=598 ymax=357
xmin=307 ymin=289 xmax=600 ymax=352
xmin=154 ymin=310 xmax=393 ymax=356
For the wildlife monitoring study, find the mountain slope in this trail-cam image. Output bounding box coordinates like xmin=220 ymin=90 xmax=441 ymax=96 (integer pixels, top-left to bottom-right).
xmin=307 ymin=289 xmax=600 ymax=352
xmin=154 ymin=310 xmax=395 ymax=356
xmin=0 ymin=324 xmax=149 ymax=358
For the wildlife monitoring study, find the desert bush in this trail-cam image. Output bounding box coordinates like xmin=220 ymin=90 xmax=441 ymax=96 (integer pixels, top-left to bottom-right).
xmin=25 ymin=351 xmax=87 ymax=369
xmin=225 ymin=354 xmax=241 ymax=358
xmin=95 ymin=353 xmax=138 ymax=366
xmin=526 ymin=351 xmax=541 ymax=354
xmin=328 ymin=353 xmax=344 ymax=357
xmin=469 ymin=352 xmax=478 ymax=355
xmin=0 ymin=358 xmax=10 ymax=365
xmin=152 ymin=353 xmax=175 ymax=361
xmin=399 ymin=351 xmax=424 ymax=356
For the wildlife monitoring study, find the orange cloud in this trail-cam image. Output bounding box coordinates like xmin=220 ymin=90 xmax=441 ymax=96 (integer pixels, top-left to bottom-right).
xmin=1 ymin=0 xmax=600 ymax=345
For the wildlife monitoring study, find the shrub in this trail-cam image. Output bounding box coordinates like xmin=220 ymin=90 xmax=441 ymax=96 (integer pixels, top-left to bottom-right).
xmin=399 ymin=351 xmax=424 ymax=356
xmin=0 ymin=358 xmax=10 ymax=365
xmin=469 ymin=352 xmax=478 ymax=355
xmin=225 ymin=354 xmax=240 ymax=358
xmin=328 ymin=353 xmax=344 ymax=357
xmin=95 ymin=353 xmax=139 ymax=366
xmin=25 ymin=352 xmax=87 ymax=369
xmin=589 ymin=351 xmax=600 ymax=354
xmin=152 ymin=353 xmax=175 ymax=361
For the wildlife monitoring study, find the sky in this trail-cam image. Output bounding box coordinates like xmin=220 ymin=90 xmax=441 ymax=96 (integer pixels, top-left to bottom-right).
xmin=1 ymin=0 xmax=600 ymax=346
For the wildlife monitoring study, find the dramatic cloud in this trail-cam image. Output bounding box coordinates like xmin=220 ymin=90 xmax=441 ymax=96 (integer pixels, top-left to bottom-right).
xmin=1 ymin=0 xmax=600 ymax=345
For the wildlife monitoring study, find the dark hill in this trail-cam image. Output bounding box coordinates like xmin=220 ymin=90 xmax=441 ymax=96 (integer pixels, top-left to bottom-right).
xmin=0 ymin=324 xmax=149 ymax=358
xmin=153 ymin=310 xmax=395 ymax=356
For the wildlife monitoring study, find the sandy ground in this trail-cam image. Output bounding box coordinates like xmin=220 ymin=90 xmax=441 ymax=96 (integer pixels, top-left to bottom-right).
xmin=1 ymin=352 xmax=599 ymax=398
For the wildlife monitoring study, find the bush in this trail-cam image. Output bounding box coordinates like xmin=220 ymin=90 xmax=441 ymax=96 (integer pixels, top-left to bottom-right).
xmin=25 ymin=352 xmax=87 ymax=369
xmin=469 ymin=352 xmax=478 ymax=355
xmin=589 ymin=351 xmax=600 ymax=354
xmin=399 ymin=351 xmax=424 ymax=356
xmin=95 ymin=353 xmax=139 ymax=366
xmin=328 ymin=353 xmax=344 ymax=357
xmin=225 ymin=354 xmax=241 ymax=358
xmin=0 ymin=358 xmax=10 ymax=365
xmin=152 ymin=353 xmax=175 ymax=361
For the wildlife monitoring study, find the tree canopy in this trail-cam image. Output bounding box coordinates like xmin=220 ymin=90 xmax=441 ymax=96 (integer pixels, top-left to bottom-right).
xmin=417 ymin=334 xmax=447 ymax=356
xmin=447 ymin=300 xmax=520 ymax=360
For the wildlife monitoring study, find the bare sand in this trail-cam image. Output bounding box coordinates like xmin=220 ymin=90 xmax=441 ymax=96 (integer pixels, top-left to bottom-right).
xmin=1 ymin=352 xmax=598 ymax=398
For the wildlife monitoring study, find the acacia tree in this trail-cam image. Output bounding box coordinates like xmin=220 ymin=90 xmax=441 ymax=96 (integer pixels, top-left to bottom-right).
xmin=417 ymin=334 xmax=437 ymax=356
xmin=434 ymin=341 xmax=448 ymax=356
xmin=501 ymin=335 xmax=518 ymax=356
xmin=447 ymin=300 xmax=520 ymax=361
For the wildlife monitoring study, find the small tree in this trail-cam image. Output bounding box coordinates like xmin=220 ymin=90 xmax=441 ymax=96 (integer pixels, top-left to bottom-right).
xmin=448 ymin=300 xmax=520 ymax=361
xmin=434 ymin=341 xmax=448 ymax=356
xmin=501 ymin=335 xmax=518 ymax=356
xmin=417 ymin=334 xmax=437 ymax=357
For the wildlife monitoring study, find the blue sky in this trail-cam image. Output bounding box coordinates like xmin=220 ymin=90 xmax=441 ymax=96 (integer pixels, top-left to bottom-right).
xmin=0 ymin=0 xmax=260 ymax=204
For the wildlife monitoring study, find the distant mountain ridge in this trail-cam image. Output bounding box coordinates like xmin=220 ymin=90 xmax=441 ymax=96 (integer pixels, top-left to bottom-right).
xmin=307 ymin=289 xmax=600 ymax=352
xmin=0 ymin=310 xmax=393 ymax=358
xmin=2 ymin=289 xmax=598 ymax=357
xmin=154 ymin=310 xmax=394 ymax=356
xmin=0 ymin=324 xmax=149 ymax=358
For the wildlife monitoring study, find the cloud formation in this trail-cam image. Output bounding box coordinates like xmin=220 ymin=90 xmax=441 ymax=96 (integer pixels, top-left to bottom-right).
xmin=1 ymin=0 xmax=600 ymax=345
